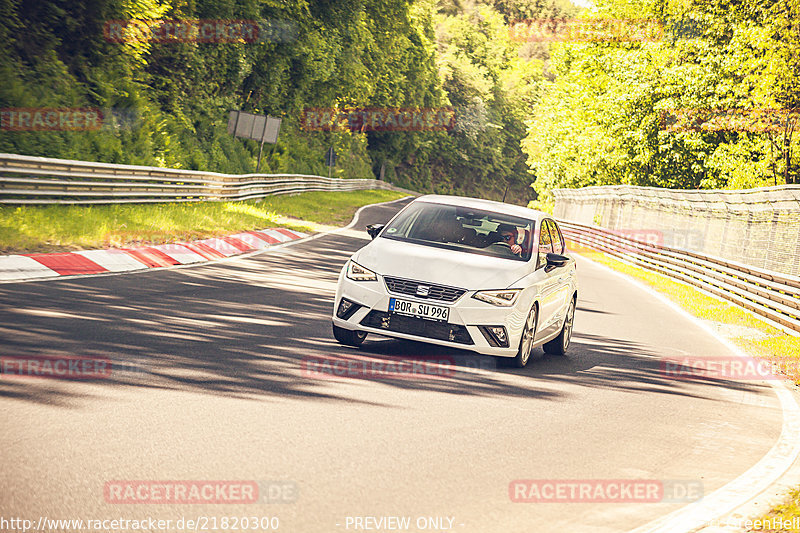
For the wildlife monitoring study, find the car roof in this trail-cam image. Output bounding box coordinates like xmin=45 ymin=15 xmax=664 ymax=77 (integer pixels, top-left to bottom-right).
xmin=413 ymin=194 xmax=549 ymax=222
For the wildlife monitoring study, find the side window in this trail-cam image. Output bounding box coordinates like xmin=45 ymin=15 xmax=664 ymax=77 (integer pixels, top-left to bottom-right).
xmin=536 ymin=220 xmax=554 ymax=269
xmin=547 ymin=220 xmax=564 ymax=254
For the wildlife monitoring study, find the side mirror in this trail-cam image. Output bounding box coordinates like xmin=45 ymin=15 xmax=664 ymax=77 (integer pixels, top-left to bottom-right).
xmin=366 ymin=224 xmax=385 ymax=239
xmin=545 ymin=252 xmax=571 ymax=271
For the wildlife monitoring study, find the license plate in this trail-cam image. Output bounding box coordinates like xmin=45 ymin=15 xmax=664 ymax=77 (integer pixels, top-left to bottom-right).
xmin=389 ymin=297 xmax=449 ymax=322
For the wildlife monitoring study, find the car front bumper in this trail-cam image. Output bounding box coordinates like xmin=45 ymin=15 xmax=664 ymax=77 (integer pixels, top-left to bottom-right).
xmin=332 ymin=269 xmax=531 ymax=357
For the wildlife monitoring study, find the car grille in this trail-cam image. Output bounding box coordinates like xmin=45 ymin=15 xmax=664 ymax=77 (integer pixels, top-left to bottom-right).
xmin=360 ymin=311 xmax=473 ymax=345
xmin=383 ymin=276 xmax=467 ymax=303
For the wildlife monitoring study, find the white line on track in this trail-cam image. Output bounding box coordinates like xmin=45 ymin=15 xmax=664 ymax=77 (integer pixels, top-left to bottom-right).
xmin=574 ymin=255 xmax=800 ymax=533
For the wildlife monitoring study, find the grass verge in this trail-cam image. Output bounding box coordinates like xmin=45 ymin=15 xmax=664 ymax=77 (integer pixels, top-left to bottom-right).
xmin=0 ymin=189 xmax=410 ymax=253
xmin=755 ymin=488 xmax=800 ymax=531
xmin=567 ymin=243 xmax=800 ymax=531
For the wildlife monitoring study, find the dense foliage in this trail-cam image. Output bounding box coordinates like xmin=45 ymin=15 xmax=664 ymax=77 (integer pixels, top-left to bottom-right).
xmin=0 ymin=0 xmax=573 ymax=205
xmin=2 ymin=0 xmax=794 ymax=207
xmin=524 ymin=0 xmax=800 ymax=209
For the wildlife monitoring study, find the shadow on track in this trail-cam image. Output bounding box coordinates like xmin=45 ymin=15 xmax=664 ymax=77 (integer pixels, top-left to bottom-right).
xmin=0 ymin=198 xmax=772 ymax=408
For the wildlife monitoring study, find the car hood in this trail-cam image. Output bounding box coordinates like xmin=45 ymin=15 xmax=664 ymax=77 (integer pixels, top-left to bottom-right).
xmin=354 ymin=237 xmax=531 ymax=290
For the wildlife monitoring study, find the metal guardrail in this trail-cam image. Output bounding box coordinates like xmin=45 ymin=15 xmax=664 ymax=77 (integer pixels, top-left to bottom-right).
xmin=553 ymin=184 xmax=800 ymax=277
xmin=559 ymin=219 xmax=800 ymax=335
xmin=0 ymin=153 xmax=414 ymax=204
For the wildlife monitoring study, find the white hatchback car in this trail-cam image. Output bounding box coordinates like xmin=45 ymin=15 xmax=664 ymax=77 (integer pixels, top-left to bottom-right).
xmin=331 ymin=195 xmax=578 ymax=367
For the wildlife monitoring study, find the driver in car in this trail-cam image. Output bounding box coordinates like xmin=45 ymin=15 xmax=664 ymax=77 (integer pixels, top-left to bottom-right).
xmin=497 ymin=224 xmax=523 ymax=256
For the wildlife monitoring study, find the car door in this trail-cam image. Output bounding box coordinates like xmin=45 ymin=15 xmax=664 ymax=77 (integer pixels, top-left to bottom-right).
xmin=533 ymin=219 xmax=561 ymax=340
xmin=546 ymin=219 xmax=574 ymax=323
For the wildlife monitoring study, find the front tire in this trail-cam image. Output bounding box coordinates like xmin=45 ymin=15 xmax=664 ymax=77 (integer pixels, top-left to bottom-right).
xmin=544 ymin=297 xmax=575 ymax=356
xmin=332 ymin=324 xmax=367 ymax=347
xmin=510 ymin=304 xmax=538 ymax=368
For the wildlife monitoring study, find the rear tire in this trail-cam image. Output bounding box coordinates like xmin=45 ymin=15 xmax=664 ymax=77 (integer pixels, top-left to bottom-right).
xmin=332 ymin=324 xmax=367 ymax=346
xmin=510 ymin=304 xmax=538 ymax=368
xmin=544 ymin=297 xmax=575 ymax=356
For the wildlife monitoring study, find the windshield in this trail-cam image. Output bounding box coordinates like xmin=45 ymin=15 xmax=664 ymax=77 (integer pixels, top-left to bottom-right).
xmin=380 ymin=201 xmax=535 ymax=262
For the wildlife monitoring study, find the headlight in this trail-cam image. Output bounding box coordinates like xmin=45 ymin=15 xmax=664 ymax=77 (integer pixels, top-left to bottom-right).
xmin=472 ymin=289 xmax=521 ymax=307
xmin=346 ymin=260 xmax=378 ymax=282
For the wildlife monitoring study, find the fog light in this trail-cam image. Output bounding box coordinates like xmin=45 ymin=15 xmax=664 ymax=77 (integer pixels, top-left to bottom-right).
xmin=490 ymin=327 xmax=507 ymax=345
xmin=478 ymin=325 xmax=510 ymax=348
xmin=336 ymin=298 xmax=361 ymax=320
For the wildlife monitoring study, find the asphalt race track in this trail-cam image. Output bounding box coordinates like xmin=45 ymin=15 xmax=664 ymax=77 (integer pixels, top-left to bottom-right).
xmin=0 ymin=199 xmax=793 ymax=533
